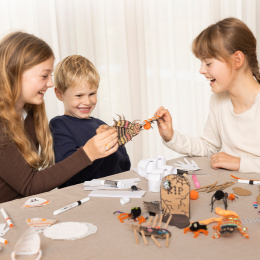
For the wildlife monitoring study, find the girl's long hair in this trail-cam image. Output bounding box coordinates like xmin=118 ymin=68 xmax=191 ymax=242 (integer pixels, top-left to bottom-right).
xmin=0 ymin=31 xmax=54 ymax=169
xmin=192 ymin=17 xmax=260 ymax=83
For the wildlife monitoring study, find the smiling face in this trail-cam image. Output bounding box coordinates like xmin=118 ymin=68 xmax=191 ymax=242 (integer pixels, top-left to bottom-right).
xmin=199 ymin=57 xmax=236 ymax=93
xmin=16 ymin=58 xmax=54 ymax=113
xmin=55 ymin=80 xmax=97 ymax=119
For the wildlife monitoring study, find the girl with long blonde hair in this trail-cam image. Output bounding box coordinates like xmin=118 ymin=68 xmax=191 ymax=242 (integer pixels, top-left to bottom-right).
xmin=0 ymin=31 xmax=118 ymax=203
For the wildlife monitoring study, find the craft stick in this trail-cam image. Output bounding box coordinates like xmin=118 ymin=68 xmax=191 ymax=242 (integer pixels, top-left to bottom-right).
xmin=134 ymin=228 xmax=139 ymax=245
xmin=146 ymin=216 xmax=153 ymax=226
xmin=152 ymin=214 xmax=158 ymax=228
xmin=151 ymin=235 xmax=161 ymax=248
xmin=140 ymin=230 xmax=148 ymax=245
xmin=165 ymin=233 xmax=170 ymax=248
xmin=195 ymin=181 xmax=218 ymax=190
xmin=164 ymin=214 xmax=172 ymax=229
xmin=158 ymin=214 xmax=163 ymax=228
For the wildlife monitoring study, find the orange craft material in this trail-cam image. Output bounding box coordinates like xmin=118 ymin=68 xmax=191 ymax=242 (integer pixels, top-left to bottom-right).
xmin=190 ymin=190 xmax=199 ymax=200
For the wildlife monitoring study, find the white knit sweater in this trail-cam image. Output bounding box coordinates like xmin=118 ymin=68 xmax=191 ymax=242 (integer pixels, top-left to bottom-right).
xmin=164 ymin=92 xmax=260 ymax=173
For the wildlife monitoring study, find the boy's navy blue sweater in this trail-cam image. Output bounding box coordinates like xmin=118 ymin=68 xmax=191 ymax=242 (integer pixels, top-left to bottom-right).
xmin=49 ymin=115 xmax=131 ymax=188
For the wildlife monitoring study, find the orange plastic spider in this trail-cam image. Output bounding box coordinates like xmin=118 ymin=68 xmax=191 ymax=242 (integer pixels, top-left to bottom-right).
xmin=184 ymin=222 xmax=208 ymax=238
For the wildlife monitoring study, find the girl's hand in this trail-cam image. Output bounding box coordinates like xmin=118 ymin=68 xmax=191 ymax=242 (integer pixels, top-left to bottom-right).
xmin=155 ymin=106 xmax=174 ymax=142
xmin=83 ymin=127 xmax=119 ymax=162
xmin=211 ymin=152 xmax=240 ymax=171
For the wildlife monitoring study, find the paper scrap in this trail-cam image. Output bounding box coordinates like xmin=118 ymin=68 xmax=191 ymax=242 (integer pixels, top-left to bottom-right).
xmin=88 ymin=190 xmax=145 ymax=198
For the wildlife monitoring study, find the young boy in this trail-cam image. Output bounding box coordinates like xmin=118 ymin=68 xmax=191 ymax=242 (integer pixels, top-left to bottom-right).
xmin=50 ymin=55 xmax=131 ymax=188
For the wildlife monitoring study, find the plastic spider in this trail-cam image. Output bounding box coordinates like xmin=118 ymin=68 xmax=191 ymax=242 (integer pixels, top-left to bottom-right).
xmin=130 ymin=185 xmax=141 ymax=192
xmin=210 ymin=190 xmax=228 ymax=212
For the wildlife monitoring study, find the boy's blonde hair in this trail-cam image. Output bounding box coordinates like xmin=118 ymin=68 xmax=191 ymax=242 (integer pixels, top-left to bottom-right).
xmin=0 ymin=31 xmax=54 ymax=169
xmin=192 ymin=17 xmax=260 ymax=83
xmin=54 ymin=55 xmax=100 ymax=93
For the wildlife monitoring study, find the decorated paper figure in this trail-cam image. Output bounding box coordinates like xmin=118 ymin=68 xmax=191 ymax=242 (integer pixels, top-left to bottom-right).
xmin=160 ymin=174 xmax=190 ymax=229
xmin=111 ymin=114 xmax=162 ymax=145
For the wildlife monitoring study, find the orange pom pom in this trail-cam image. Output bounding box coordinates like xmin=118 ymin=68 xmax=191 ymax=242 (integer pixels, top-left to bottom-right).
xmin=190 ymin=190 xmax=199 ymax=200
xmin=143 ymin=122 xmax=151 ymax=130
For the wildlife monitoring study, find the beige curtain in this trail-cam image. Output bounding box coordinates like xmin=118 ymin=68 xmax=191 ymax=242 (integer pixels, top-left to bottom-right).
xmin=0 ymin=0 xmax=259 ymax=166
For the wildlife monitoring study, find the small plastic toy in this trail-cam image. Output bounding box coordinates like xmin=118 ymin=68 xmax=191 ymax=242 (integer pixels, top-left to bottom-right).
xmin=114 ymin=207 xmax=146 ymax=224
xmin=210 ymin=190 xmax=228 ymax=212
xmin=184 ymin=222 xmax=208 ymax=238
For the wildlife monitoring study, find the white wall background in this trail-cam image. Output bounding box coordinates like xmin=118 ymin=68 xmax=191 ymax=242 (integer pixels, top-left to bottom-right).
xmin=0 ymin=0 xmax=259 ymax=167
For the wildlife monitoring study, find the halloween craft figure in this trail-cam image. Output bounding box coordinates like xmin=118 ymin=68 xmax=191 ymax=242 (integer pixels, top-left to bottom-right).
xmin=131 ymin=214 xmax=172 ymax=248
xmin=111 ymin=114 xmax=162 ymax=145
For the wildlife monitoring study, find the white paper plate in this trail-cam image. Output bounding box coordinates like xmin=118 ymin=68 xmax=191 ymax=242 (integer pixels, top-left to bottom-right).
xmin=43 ymin=222 xmax=97 ymax=240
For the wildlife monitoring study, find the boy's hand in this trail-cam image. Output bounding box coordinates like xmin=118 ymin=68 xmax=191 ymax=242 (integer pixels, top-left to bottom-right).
xmin=211 ymin=152 xmax=240 ymax=171
xmin=155 ymin=106 xmax=174 ymax=142
xmin=83 ymin=127 xmax=119 ymax=162
xmin=96 ymin=124 xmax=109 ymax=134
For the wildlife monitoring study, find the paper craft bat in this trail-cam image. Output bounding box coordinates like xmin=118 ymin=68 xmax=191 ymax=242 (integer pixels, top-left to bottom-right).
xmin=112 ymin=114 xmax=162 ymax=145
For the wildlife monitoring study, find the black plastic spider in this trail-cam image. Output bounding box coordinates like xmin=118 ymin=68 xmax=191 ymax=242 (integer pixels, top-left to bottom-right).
xmin=130 ymin=185 xmax=141 ymax=192
xmin=210 ymin=190 xmax=228 ymax=212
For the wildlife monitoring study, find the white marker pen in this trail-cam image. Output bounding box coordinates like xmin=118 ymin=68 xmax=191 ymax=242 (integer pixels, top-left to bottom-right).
xmin=53 ymin=197 xmax=90 ymax=216
xmin=0 ymin=208 xmax=13 ymax=227
xmin=238 ymin=179 xmax=260 ymax=185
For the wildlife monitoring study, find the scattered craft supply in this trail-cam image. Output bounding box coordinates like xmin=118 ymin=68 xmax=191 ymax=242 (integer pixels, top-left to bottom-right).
xmin=231 ymin=174 xmax=260 ymax=185
xmin=161 ymin=174 xmax=190 ymax=229
xmin=192 ymin=175 xmax=200 ymax=188
xmin=143 ymin=201 xmax=160 ymax=216
xmin=0 ymin=208 xmax=13 ymax=228
xmin=256 ymin=186 xmax=260 ymax=204
xmin=84 ymin=178 xmax=140 ymax=191
xmin=88 ymin=190 xmax=145 ymax=198
xmin=130 ymin=214 xmax=172 ymax=248
xmin=174 ymin=158 xmax=201 ymax=171
xmin=232 ymin=187 xmax=252 ymax=196
xmin=241 ymin=218 xmax=260 ymax=224
xmin=120 ymin=197 xmax=130 ymax=205
xmin=212 ymin=207 xmax=249 ymax=239
xmin=184 ymin=222 xmax=208 ymax=238
xmin=253 ymin=202 xmax=258 ymax=208
xmin=190 ymin=190 xmax=199 ymax=200
xmin=228 ymin=193 xmax=238 ymax=201
xmin=210 ymin=190 xmax=228 ymax=212
xmin=23 ymin=197 xmax=51 ymax=208
xmin=43 ymin=222 xmax=97 ymax=240
xmin=0 ymin=237 xmax=8 ymax=244
xmin=53 ymin=197 xmax=90 ymax=216
xmin=0 ymin=223 xmax=9 ymax=236
xmin=141 ymin=115 xmax=162 ymax=130
xmin=195 ymin=181 xmax=235 ymax=192
xmin=26 ymin=218 xmax=57 ymax=233
xmin=11 ymin=227 xmax=42 ymax=260
xmin=115 ymin=207 xmax=146 ymax=224
xmin=130 ymin=185 xmax=141 ymax=192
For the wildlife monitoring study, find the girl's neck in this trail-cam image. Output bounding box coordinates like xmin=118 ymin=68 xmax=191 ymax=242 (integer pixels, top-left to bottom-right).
xmin=229 ymin=75 xmax=260 ymax=114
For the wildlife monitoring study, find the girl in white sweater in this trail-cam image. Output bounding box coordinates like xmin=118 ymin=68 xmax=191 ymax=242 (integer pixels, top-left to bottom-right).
xmin=156 ymin=17 xmax=260 ymax=173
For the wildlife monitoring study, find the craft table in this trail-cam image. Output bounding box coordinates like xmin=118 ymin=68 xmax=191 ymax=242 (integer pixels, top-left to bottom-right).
xmin=0 ymin=156 xmax=260 ymax=260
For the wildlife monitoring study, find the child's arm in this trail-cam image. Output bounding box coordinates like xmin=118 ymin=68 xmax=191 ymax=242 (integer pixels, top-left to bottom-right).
xmin=83 ymin=128 xmax=118 ymax=162
xmin=155 ymin=106 xmax=174 ymax=142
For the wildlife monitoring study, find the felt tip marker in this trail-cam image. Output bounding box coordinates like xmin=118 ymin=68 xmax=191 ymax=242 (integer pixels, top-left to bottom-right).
xmin=0 ymin=237 xmax=8 ymax=244
xmin=53 ymin=197 xmax=90 ymax=216
xmin=192 ymin=175 xmax=200 ymax=188
xmin=0 ymin=208 xmax=13 ymax=228
xmin=238 ymin=179 xmax=260 ymax=185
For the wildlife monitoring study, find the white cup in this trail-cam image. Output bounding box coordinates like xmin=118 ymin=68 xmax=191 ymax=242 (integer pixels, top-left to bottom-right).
xmin=148 ymin=172 xmax=161 ymax=192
